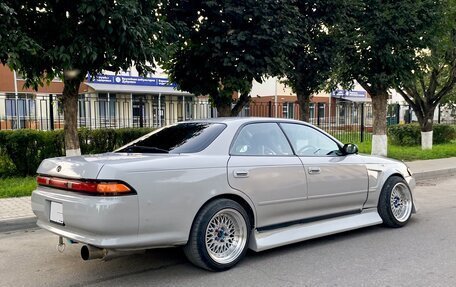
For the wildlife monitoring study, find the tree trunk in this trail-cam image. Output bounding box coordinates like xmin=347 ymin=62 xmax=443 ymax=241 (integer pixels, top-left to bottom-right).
xmin=215 ymin=91 xmax=251 ymax=117
xmin=419 ymin=107 xmax=435 ymax=150
xmin=371 ymin=90 xmax=389 ymax=156
xmin=62 ymin=76 xmax=82 ymax=156
xmin=296 ymin=91 xmax=311 ymax=122
xmin=231 ymin=92 xmax=251 ymax=116
xmin=216 ymin=102 xmax=232 ymax=117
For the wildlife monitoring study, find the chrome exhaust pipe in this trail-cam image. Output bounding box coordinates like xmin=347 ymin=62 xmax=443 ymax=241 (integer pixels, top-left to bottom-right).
xmin=81 ymin=245 xmax=106 ymax=260
xmin=81 ymin=245 xmax=144 ymax=261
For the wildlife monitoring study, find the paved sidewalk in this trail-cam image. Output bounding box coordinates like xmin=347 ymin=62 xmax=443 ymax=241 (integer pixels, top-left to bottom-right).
xmin=0 ymin=157 xmax=455 ymax=224
xmin=0 ymin=196 xmax=34 ymax=221
xmin=406 ymin=157 xmax=456 ymax=180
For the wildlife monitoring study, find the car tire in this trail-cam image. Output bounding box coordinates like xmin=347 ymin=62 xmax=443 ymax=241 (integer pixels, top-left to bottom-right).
xmin=184 ymin=199 xmax=251 ymax=271
xmin=378 ymin=176 xmax=413 ymax=228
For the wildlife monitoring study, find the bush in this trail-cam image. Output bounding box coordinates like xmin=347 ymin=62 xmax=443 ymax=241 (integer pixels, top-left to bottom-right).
xmin=388 ymin=124 xmax=421 ymax=146
xmin=0 ymin=128 xmax=154 ymax=176
xmin=388 ymin=124 xmax=456 ymax=146
xmin=433 ymin=124 xmax=456 ymax=144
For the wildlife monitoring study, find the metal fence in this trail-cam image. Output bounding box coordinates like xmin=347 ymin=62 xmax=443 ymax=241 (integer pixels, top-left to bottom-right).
xmin=0 ymin=94 xmax=216 ymax=131
xmin=2 ymin=94 xmax=454 ymax=143
xmin=244 ymin=101 xmax=373 ymax=143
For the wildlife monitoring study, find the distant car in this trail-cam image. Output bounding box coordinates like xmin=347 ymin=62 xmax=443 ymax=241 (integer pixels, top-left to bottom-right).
xmin=32 ymin=118 xmax=416 ymax=271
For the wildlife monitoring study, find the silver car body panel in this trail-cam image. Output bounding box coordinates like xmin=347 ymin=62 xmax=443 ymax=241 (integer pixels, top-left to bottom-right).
xmin=32 ymin=186 xmax=140 ymax=248
xmin=228 ymin=156 xmax=308 ymax=228
xmin=31 ymin=117 xmax=416 ymax=251
xmin=249 ymin=209 xmax=382 ymax=252
xmin=33 ymin=152 xmax=256 ymax=248
xmin=298 ymin=155 xmax=368 ymax=217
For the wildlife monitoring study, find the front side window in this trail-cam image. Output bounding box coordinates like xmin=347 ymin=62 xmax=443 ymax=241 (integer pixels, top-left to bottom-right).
xmin=280 ymin=123 xmax=341 ymax=156
xmin=231 ymin=123 xmax=293 ymax=156
xmin=116 ymin=123 xmax=226 ymax=154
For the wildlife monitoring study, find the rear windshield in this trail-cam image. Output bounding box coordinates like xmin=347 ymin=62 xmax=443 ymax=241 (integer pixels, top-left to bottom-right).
xmin=116 ymin=123 xmax=226 ymax=154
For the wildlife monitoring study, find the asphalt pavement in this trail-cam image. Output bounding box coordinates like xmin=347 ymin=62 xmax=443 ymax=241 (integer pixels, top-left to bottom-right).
xmin=0 ymin=174 xmax=455 ymax=286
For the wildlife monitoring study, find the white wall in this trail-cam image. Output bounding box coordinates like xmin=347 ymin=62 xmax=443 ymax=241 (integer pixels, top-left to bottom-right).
xmin=250 ymin=77 xmax=295 ymax=97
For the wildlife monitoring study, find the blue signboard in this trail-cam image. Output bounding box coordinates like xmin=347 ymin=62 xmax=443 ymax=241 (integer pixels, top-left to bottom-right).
xmin=88 ymin=74 xmax=177 ymax=88
xmin=331 ymin=90 xmax=366 ymax=98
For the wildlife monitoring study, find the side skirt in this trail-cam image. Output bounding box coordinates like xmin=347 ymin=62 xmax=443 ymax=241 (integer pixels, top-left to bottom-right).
xmin=249 ymin=209 xmax=382 ymax=252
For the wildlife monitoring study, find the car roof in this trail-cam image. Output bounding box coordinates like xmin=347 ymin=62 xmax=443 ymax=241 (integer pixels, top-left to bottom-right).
xmin=182 ymin=117 xmax=309 ymax=125
xmin=181 ymin=117 xmax=344 ymax=147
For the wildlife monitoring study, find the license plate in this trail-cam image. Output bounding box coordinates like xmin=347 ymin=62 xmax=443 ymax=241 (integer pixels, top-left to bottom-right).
xmin=50 ymin=202 xmax=64 ymax=225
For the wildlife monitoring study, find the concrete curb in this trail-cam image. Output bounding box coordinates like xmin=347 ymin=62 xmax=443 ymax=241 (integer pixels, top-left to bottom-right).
xmin=412 ymin=169 xmax=456 ymax=181
xmin=0 ymin=217 xmax=37 ymax=233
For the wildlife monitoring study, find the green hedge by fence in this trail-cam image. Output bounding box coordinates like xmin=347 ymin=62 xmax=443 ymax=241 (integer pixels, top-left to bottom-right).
xmin=388 ymin=124 xmax=456 ymax=146
xmin=0 ymin=128 xmax=154 ymax=177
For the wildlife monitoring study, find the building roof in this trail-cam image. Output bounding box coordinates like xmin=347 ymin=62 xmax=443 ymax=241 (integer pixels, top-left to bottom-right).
xmin=84 ymin=82 xmax=192 ymax=96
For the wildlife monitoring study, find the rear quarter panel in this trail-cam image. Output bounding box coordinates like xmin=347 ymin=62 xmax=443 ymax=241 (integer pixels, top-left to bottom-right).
xmin=97 ymin=154 xmax=256 ymax=247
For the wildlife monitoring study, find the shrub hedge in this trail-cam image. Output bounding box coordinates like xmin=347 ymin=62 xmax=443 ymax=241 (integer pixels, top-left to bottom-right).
xmin=0 ymin=128 xmax=154 ymax=176
xmin=388 ymin=124 xmax=456 ymax=146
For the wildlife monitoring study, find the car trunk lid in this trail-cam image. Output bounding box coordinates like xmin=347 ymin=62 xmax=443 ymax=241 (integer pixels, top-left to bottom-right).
xmin=37 ymin=153 xmax=168 ymax=179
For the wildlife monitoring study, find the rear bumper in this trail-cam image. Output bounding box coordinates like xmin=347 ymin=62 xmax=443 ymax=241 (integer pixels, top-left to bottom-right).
xmin=31 ymin=186 xmax=140 ymax=248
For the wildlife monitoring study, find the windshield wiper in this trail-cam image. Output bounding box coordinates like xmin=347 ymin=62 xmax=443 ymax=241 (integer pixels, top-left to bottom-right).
xmin=119 ymin=145 xmax=169 ymax=153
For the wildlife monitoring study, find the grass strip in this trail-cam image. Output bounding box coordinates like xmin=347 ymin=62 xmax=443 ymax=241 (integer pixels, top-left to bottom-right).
xmin=0 ymin=177 xmax=37 ymax=198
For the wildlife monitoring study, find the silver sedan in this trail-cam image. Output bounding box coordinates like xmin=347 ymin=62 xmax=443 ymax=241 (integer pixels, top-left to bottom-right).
xmin=31 ymin=118 xmax=416 ymax=271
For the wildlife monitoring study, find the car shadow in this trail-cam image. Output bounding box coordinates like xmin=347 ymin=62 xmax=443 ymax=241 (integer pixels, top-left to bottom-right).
xmin=71 ymin=218 xmax=420 ymax=285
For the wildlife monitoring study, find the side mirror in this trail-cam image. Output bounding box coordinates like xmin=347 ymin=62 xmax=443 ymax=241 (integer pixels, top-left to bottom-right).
xmin=342 ymin=143 xmax=358 ymax=155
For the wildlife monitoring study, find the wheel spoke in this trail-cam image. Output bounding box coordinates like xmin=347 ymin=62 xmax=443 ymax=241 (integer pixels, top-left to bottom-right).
xmin=389 ymin=182 xmax=412 ymax=223
xmin=205 ymin=208 xmax=248 ymax=265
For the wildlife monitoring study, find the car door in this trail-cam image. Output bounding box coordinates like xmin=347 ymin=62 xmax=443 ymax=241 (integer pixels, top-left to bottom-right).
xmin=280 ymin=123 xmax=369 ymax=218
xmin=227 ymin=122 xmax=309 ymax=228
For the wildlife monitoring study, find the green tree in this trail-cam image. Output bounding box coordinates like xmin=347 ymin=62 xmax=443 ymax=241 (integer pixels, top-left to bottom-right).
xmin=283 ymin=1 xmax=341 ymax=122
xmin=1 ymin=0 xmax=169 ymax=155
xmin=164 ymin=0 xmax=300 ymax=116
xmin=395 ymin=0 xmax=456 ymax=149
xmin=0 ymin=3 xmax=13 ymax=62
xmin=440 ymin=87 xmax=456 ymax=116
xmin=332 ymin=0 xmax=439 ymax=156
xmin=0 ymin=3 xmax=34 ymax=64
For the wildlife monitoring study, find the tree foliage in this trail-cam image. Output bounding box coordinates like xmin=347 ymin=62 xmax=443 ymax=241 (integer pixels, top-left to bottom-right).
xmin=395 ymin=0 xmax=456 ymax=146
xmin=164 ymin=0 xmax=301 ymax=116
xmin=332 ymin=0 xmax=440 ymax=155
xmin=282 ymin=1 xmax=343 ymax=122
xmin=1 ymin=0 xmax=170 ymax=154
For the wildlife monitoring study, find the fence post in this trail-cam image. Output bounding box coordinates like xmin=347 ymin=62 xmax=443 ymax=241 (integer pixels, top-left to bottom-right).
xmin=438 ymin=105 xmax=441 ymax=124
xmin=49 ymin=94 xmax=54 ymax=130
xmin=395 ymin=104 xmax=400 ymax=124
xmin=139 ymin=98 xmax=144 ymax=128
xmin=360 ymin=103 xmax=365 ymax=143
xmin=268 ymin=101 xmax=272 ymax=117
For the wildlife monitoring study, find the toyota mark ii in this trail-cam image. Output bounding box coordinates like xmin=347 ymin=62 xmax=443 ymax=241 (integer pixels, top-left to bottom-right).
xmin=31 ymin=118 xmax=416 ymax=271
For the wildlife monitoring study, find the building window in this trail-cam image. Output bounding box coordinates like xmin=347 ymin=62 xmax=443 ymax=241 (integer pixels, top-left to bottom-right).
xmin=97 ymin=93 xmax=116 ymax=119
xmin=282 ymin=102 xmax=294 ymax=119
xmin=309 ymin=103 xmax=315 ymax=120
xmin=5 ymin=94 xmax=35 ymax=118
xmin=318 ymin=103 xmax=325 ymax=119
xmin=185 ymin=97 xmax=193 ymax=120
xmin=78 ymin=95 xmax=86 ymax=118
xmin=5 ymin=95 xmax=16 ymax=117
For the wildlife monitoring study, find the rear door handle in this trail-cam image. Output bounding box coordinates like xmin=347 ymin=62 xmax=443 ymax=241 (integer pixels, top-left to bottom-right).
xmin=308 ymin=167 xmax=321 ymax=174
xmin=234 ymin=170 xmax=249 ymax=178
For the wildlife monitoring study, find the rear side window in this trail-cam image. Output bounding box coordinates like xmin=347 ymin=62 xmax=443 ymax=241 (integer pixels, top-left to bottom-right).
xmin=116 ymin=123 xmax=226 ymax=154
xmin=231 ymin=123 xmax=293 ymax=156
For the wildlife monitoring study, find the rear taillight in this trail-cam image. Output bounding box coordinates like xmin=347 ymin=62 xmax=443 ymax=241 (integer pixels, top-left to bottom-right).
xmin=36 ymin=175 xmax=134 ymax=195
